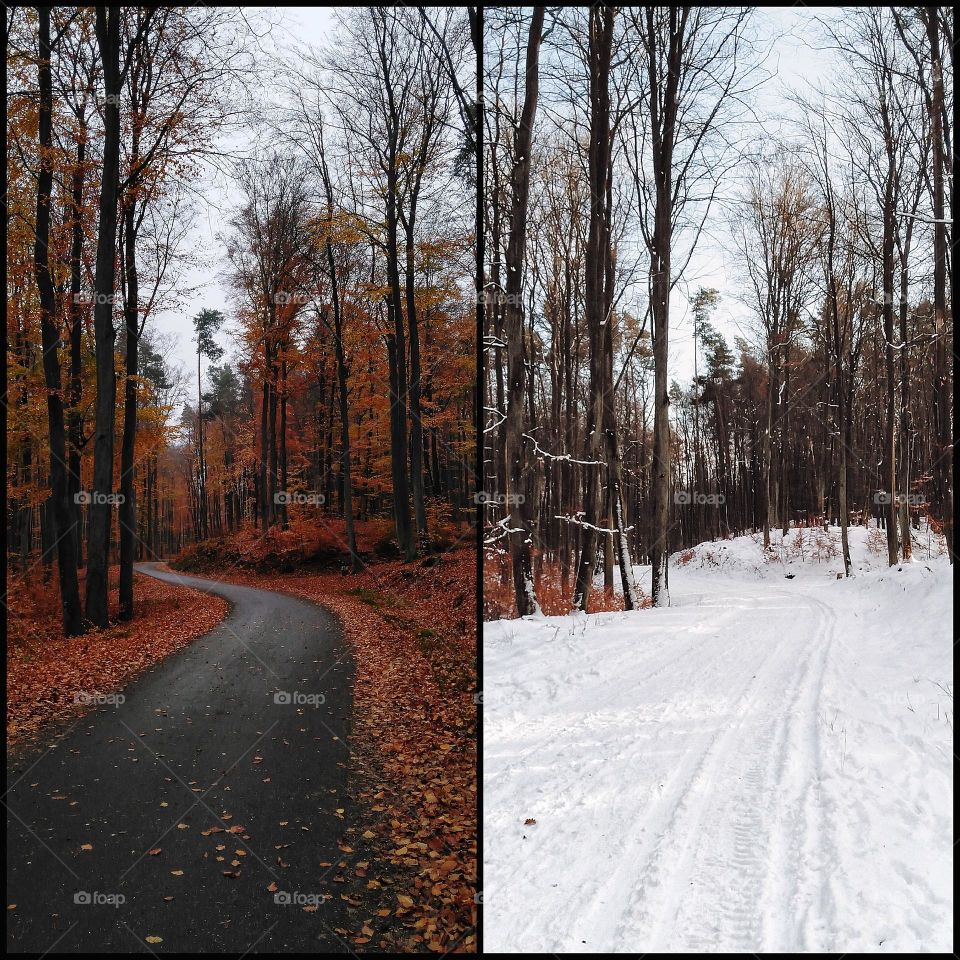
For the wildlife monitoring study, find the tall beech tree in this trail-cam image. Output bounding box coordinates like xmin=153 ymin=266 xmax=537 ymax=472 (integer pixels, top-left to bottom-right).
xmin=501 ymin=6 xmax=545 ymax=616
xmin=34 ymin=6 xmax=84 ymax=635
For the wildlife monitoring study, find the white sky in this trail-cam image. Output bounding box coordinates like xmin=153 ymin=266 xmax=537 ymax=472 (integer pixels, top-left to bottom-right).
xmin=150 ymin=6 xmax=837 ymax=405
xmin=149 ymin=7 xmax=336 ymax=404
xmin=651 ymin=7 xmax=835 ymax=385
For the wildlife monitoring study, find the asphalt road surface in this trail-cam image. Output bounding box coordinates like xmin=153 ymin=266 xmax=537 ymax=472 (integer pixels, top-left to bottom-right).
xmin=6 ymin=563 xmax=355 ymax=953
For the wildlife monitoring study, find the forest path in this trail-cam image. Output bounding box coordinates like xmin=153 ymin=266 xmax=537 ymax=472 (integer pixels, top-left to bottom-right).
xmin=6 ymin=563 xmax=355 ymax=953
xmin=484 ymin=557 xmax=952 ymax=952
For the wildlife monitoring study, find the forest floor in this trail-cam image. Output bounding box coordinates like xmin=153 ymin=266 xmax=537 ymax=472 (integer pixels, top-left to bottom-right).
xmin=167 ymin=539 xmax=478 ymax=953
xmin=483 ymin=525 xmax=952 ymax=952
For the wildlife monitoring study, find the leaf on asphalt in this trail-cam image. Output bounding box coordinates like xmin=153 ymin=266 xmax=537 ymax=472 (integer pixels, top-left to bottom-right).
xmin=151 ymin=549 xmax=477 ymax=952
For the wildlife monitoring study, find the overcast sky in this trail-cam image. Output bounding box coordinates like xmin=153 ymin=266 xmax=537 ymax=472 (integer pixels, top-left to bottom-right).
xmin=149 ymin=7 xmax=336 ymax=406
xmin=151 ymin=6 xmax=834 ymax=409
xmin=639 ymin=7 xmax=834 ymax=385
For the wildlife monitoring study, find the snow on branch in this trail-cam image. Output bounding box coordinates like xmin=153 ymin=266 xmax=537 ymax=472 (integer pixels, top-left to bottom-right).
xmin=484 ymin=516 xmax=529 ymax=545
xmin=484 ymin=406 xmax=507 ymax=433
xmin=524 ymin=434 xmax=604 ymax=467
xmin=554 ymin=513 xmax=634 ymax=536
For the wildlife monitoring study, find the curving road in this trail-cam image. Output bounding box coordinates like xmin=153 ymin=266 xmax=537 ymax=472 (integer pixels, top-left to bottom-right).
xmin=6 ymin=563 xmax=355 ymax=953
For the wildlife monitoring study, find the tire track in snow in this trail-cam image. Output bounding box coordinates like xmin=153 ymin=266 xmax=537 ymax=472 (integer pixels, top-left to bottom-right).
xmin=483 ymin=607 xmax=746 ymax=950
xmin=617 ymin=590 xmax=822 ymax=951
xmin=560 ymin=593 xmax=807 ymax=950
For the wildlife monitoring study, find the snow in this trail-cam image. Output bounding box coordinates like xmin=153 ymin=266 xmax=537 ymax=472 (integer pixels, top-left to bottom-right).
xmin=483 ymin=526 xmax=952 ymax=952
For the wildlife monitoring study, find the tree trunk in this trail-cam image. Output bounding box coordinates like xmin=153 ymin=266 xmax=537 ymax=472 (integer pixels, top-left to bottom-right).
xmin=648 ymin=7 xmax=681 ymax=607
xmin=386 ymin=175 xmax=414 ymax=560
xmin=118 ymin=201 xmax=140 ymax=620
xmin=882 ymin=127 xmax=899 ymax=566
xmin=503 ymin=6 xmax=545 ymax=616
xmin=86 ymin=7 xmax=122 ymax=628
xmin=328 ymin=239 xmax=360 ymax=571
xmin=35 ymin=7 xmax=84 ymax=636
xmin=926 ymin=9 xmax=953 ymax=561
xmin=405 ymin=218 xmax=428 ymax=543
xmin=68 ymin=130 xmax=86 ymax=569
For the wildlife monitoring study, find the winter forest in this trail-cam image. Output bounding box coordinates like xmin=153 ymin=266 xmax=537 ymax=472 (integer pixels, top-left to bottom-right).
xmin=482 ymin=6 xmax=953 ymax=616
xmin=482 ymin=6 xmax=953 ymax=953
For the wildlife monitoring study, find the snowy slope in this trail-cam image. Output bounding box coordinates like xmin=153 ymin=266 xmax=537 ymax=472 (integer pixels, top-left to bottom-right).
xmin=483 ymin=529 xmax=952 ymax=952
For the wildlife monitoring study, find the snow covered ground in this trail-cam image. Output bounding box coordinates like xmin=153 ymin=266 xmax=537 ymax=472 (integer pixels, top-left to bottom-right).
xmin=483 ymin=526 xmax=953 ymax=952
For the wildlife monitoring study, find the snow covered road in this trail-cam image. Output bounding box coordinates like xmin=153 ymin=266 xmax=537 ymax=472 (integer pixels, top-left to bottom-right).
xmin=483 ymin=531 xmax=952 ymax=952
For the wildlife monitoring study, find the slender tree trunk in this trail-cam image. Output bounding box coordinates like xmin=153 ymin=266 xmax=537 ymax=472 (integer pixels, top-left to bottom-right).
xmin=404 ymin=218 xmax=428 ymax=542
xmin=503 ymin=6 xmax=545 ymax=616
xmin=386 ymin=328 xmax=411 ymax=557
xmin=259 ymin=376 xmax=269 ymax=533
xmin=68 ymin=131 xmax=86 ymax=569
xmin=898 ymin=237 xmax=913 ymax=561
xmin=35 ymin=7 xmax=84 ymax=636
xmin=279 ymin=355 xmax=289 ymax=529
xmin=328 ymin=239 xmax=359 ymax=571
xmin=197 ymin=347 xmax=207 ymax=539
xmin=386 ymin=176 xmax=414 ymax=560
xmin=882 ymin=131 xmax=899 ymax=566
xmin=118 ymin=201 xmax=139 ymax=620
xmin=648 ymin=7 xmax=681 ymax=607
xmin=268 ymin=359 xmax=279 ymax=527
xmin=86 ymin=7 xmax=122 ymax=628
xmin=926 ymin=9 xmax=953 ymax=561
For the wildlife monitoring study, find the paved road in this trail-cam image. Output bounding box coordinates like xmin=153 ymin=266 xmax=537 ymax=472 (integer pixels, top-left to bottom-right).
xmin=6 ymin=563 xmax=355 ymax=953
